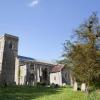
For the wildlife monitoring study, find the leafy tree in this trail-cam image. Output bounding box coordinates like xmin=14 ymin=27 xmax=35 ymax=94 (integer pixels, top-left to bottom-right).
xmin=62 ymin=13 xmax=100 ymax=89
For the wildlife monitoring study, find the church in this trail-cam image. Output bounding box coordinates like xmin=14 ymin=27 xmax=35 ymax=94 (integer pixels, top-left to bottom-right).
xmin=0 ymin=34 xmax=72 ymax=86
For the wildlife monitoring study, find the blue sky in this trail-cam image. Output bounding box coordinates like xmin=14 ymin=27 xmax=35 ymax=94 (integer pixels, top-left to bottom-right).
xmin=0 ymin=0 xmax=100 ymax=62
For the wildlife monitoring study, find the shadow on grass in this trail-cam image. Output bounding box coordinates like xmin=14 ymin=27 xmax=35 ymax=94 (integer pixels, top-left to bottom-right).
xmin=0 ymin=86 xmax=63 ymax=100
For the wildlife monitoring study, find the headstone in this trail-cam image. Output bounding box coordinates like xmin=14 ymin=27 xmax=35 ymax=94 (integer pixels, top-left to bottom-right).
xmin=81 ymin=83 xmax=86 ymax=92
xmin=62 ymin=83 xmax=66 ymax=86
xmin=73 ymin=82 xmax=77 ymax=91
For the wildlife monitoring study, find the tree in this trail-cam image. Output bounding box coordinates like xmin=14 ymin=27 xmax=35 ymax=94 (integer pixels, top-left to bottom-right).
xmin=62 ymin=13 xmax=100 ymax=90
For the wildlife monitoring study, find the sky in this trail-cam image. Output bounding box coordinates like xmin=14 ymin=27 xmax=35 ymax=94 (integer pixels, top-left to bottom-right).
xmin=0 ymin=0 xmax=100 ymax=62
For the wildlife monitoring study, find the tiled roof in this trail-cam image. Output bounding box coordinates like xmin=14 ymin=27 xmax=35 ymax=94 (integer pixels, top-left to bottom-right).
xmin=51 ymin=65 xmax=64 ymax=73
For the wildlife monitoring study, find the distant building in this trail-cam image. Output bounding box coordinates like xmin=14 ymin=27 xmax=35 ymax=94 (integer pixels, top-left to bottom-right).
xmin=0 ymin=34 xmax=71 ymax=86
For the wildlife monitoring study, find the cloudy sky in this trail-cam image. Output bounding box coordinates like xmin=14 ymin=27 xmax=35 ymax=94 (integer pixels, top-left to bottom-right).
xmin=0 ymin=0 xmax=100 ymax=62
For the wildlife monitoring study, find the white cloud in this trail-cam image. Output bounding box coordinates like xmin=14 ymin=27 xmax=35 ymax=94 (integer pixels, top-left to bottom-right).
xmin=29 ymin=0 xmax=39 ymax=7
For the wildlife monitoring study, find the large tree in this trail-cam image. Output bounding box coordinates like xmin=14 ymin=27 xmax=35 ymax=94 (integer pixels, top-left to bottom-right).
xmin=62 ymin=13 xmax=100 ymax=88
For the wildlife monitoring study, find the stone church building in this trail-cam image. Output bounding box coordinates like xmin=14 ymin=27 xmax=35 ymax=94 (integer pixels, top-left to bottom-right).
xmin=0 ymin=34 xmax=72 ymax=86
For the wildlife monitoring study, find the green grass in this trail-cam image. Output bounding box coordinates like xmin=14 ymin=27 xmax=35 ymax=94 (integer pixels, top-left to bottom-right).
xmin=0 ymin=86 xmax=100 ymax=100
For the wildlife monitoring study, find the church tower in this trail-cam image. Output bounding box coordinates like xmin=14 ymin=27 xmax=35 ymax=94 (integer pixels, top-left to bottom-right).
xmin=0 ymin=34 xmax=18 ymax=85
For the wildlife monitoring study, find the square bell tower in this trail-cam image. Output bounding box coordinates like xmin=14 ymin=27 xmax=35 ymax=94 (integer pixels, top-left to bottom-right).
xmin=0 ymin=34 xmax=18 ymax=85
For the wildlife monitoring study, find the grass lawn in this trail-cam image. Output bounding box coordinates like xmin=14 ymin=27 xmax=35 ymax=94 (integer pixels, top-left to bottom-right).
xmin=0 ymin=86 xmax=100 ymax=100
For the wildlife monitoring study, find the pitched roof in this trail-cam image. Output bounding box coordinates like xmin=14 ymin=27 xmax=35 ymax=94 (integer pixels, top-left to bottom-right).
xmin=18 ymin=55 xmax=35 ymax=62
xmin=51 ymin=65 xmax=64 ymax=73
xmin=18 ymin=55 xmax=54 ymax=66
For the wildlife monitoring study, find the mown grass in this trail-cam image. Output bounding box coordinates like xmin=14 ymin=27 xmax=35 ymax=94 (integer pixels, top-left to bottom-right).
xmin=0 ymin=86 xmax=100 ymax=100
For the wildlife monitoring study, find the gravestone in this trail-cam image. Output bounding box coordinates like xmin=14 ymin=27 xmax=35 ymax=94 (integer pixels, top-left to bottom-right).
xmin=73 ymin=82 xmax=78 ymax=91
xmin=81 ymin=83 xmax=86 ymax=92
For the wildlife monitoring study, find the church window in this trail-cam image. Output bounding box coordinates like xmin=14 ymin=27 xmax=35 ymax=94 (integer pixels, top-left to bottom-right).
xmin=8 ymin=41 xmax=13 ymax=49
xmin=54 ymin=76 xmax=56 ymax=80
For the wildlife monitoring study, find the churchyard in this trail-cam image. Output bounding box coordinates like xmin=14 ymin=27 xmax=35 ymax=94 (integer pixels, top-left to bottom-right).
xmin=0 ymin=85 xmax=100 ymax=100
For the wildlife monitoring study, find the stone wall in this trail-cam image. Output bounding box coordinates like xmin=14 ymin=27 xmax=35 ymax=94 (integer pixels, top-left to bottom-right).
xmin=0 ymin=36 xmax=5 ymax=84
xmin=50 ymin=72 xmax=62 ymax=86
xmin=16 ymin=59 xmax=52 ymax=86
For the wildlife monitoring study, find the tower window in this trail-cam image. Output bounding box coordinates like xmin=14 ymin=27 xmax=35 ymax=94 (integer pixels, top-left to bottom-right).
xmin=8 ymin=42 xmax=13 ymax=49
xmin=54 ymin=76 xmax=56 ymax=80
